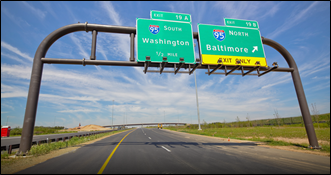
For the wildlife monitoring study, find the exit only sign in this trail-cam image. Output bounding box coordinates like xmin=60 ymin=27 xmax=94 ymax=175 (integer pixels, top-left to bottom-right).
xmin=198 ymin=21 xmax=267 ymax=67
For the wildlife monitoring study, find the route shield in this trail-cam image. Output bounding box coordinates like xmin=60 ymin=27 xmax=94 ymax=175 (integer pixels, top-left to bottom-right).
xmin=198 ymin=23 xmax=267 ymax=67
xmin=137 ymin=18 xmax=195 ymax=63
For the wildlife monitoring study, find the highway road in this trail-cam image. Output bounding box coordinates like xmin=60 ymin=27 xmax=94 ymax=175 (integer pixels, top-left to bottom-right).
xmin=16 ymin=128 xmax=330 ymax=174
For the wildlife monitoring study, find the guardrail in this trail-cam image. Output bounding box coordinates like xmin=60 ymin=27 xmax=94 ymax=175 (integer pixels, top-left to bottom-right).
xmin=1 ymin=130 xmax=114 ymax=154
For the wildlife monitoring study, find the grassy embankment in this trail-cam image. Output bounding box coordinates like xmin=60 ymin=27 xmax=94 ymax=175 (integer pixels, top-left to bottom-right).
xmin=165 ymin=113 xmax=330 ymax=153
xmin=7 ymin=126 xmax=78 ymax=136
xmin=1 ymin=129 xmax=131 ymax=160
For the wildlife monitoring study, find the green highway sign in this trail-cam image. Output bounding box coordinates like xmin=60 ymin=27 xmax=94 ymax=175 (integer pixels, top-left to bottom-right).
xmin=137 ymin=18 xmax=195 ymax=63
xmin=197 ymin=23 xmax=267 ymax=67
xmin=150 ymin=10 xmax=191 ymax=23
xmin=224 ymin=18 xmax=259 ymax=29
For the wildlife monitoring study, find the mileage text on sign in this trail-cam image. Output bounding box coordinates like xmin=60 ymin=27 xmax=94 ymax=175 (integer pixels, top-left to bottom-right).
xmin=137 ymin=18 xmax=195 ymax=63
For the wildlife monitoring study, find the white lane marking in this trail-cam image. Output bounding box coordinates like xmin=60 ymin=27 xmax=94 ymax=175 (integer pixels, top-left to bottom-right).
xmin=144 ymin=134 xmax=146 ymax=135
xmin=161 ymin=146 xmax=171 ymax=152
xmin=148 ymin=137 xmax=151 ymax=139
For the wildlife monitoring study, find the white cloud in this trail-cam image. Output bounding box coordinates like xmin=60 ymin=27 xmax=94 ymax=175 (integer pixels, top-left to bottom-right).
xmin=1 ymin=6 xmax=30 ymax=28
xmin=1 ymin=64 xmax=32 ymax=81
xmin=100 ymin=1 xmax=122 ymax=26
xmin=219 ymin=76 xmax=227 ymax=84
xmin=40 ymin=94 xmax=100 ymax=102
xmin=21 ymin=1 xmax=46 ymax=20
xmin=199 ymin=80 xmax=214 ymax=90
xmin=2 ymin=61 xmax=283 ymax=118
xmin=312 ymin=76 xmax=330 ymax=80
xmin=1 ymin=83 xmax=28 ymax=98
xmin=1 ymin=52 xmax=29 ymax=65
xmin=306 ymin=81 xmax=330 ymax=92
xmin=40 ymin=2 xmax=58 ymax=20
xmin=97 ymin=44 xmax=108 ymax=60
xmin=214 ymin=2 xmax=280 ymax=21
xmin=299 ymin=52 xmax=330 ymax=78
xmin=1 ymin=103 xmax=15 ymax=111
xmin=58 ymin=109 xmax=101 ymax=113
xmin=99 ymin=2 xmax=130 ymax=60
xmin=62 ymin=3 xmax=79 ymax=23
xmin=1 ymin=41 xmax=33 ymax=62
xmin=69 ymin=33 xmax=90 ymax=59
xmin=261 ymin=74 xmax=292 ymax=89
xmin=267 ymin=2 xmax=320 ymax=39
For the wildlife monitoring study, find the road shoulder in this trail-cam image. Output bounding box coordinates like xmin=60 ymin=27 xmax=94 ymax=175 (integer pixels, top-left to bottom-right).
xmin=1 ymin=130 xmax=130 ymax=174
xmin=162 ymin=128 xmax=330 ymax=157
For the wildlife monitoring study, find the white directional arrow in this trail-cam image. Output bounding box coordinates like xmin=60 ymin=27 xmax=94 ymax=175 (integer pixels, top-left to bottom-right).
xmin=252 ymin=46 xmax=258 ymax=53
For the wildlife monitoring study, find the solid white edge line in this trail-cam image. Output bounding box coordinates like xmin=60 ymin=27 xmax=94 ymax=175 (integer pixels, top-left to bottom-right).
xmin=161 ymin=146 xmax=171 ymax=152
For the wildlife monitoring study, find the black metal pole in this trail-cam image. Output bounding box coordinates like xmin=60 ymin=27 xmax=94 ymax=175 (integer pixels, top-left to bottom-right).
xmin=18 ymin=23 xmax=135 ymax=155
xmin=18 ymin=41 xmax=44 ymax=155
xmin=262 ymin=37 xmax=320 ymax=149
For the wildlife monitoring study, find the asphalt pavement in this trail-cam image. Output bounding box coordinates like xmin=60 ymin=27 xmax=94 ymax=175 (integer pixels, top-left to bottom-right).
xmin=16 ymin=128 xmax=330 ymax=174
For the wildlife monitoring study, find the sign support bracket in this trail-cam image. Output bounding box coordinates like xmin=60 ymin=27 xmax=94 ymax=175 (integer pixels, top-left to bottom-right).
xmin=208 ymin=64 xmax=223 ymax=75
xmin=258 ymin=63 xmax=278 ymax=77
xmin=160 ymin=62 xmax=167 ymax=74
xmin=189 ymin=64 xmax=199 ymax=75
xmin=225 ymin=65 xmax=241 ymax=76
xmin=174 ymin=57 xmax=185 ymax=75
xmin=144 ymin=56 xmax=151 ymax=74
xmin=175 ymin=63 xmax=184 ymax=75
xmin=242 ymin=66 xmax=260 ymax=77
xmin=160 ymin=57 xmax=168 ymax=74
xmin=130 ymin=33 xmax=135 ymax=62
xmin=90 ymin=30 xmax=97 ymax=60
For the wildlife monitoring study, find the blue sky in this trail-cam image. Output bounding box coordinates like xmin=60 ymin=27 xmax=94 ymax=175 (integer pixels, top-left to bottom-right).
xmin=1 ymin=1 xmax=330 ymax=128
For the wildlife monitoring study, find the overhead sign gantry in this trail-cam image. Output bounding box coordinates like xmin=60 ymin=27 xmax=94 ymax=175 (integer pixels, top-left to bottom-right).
xmin=17 ymin=11 xmax=320 ymax=155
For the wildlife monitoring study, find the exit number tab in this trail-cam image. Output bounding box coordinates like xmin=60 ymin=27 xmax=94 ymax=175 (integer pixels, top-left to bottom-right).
xmin=150 ymin=10 xmax=191 ymax=23
xmin=224 ymin=18 xmax=259 ymax=29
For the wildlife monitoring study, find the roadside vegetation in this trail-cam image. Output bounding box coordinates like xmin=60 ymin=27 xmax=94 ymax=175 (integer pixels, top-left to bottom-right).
xmin=7 ymin=126 xmax=78 ymax=136
xmin=165 ymin=113 xmax=330 ymax=154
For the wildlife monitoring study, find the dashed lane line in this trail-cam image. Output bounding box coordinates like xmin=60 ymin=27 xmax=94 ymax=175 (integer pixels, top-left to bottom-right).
xmin=161 ymin=146 xmax=171 ymax=152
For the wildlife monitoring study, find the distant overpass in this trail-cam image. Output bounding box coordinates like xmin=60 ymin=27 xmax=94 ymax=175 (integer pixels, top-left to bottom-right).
xmin=103 ymin=122 xmax=186 ymax=128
